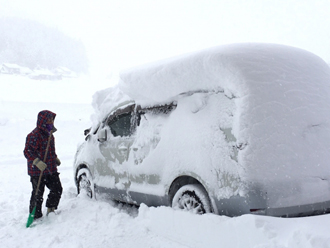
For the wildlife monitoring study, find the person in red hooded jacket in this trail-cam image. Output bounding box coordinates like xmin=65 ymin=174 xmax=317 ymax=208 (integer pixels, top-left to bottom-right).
xmin=24 ymin=110 xmax=63 ymax=219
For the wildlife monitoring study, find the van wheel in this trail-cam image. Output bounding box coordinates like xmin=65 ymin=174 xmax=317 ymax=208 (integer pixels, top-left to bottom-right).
xmin=77 ymin=168 xmax=94 ymax=198
xmin=172 ymin=184 xmax=211 ymax=214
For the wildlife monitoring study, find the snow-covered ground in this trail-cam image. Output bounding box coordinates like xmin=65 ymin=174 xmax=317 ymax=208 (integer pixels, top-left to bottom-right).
xmin=1 ymin=75 xmax=330 ymax=248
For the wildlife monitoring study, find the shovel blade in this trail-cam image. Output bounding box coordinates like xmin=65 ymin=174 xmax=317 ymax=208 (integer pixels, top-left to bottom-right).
xmin=26 ymin=207 xmax=36 ymax=228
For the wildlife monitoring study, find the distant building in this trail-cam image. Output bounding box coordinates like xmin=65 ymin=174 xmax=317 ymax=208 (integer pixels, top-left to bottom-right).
xmin=0 ymin=63 xmax=77 ymax=80
xmin=0 ymin=63 xmax=32 ymax=75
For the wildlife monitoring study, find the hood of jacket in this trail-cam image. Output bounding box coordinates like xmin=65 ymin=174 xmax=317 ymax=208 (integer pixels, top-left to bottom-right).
xmin=37 ymin=110 xmax=56 ymax=133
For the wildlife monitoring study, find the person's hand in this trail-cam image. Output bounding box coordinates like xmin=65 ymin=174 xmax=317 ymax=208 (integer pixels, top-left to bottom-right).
xmin=55 ymin=157 xmax=61 ymax=166
xmin=33 ymin=158 xmax=47 ymax=171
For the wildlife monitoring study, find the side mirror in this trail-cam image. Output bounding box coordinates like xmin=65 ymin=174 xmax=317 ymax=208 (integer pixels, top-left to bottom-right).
xmin=97 ymin=129 xmax=107 ymax=142
xmin=84 ymin=128 xmax=91 ymax=136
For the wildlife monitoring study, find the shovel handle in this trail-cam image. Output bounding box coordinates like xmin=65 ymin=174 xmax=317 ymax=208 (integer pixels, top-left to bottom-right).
xmin=34 ymin=130 xmax=54 ymax=200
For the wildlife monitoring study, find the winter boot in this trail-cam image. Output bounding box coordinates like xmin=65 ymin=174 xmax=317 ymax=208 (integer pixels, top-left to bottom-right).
xmin=47 ymin=207 xmax=56 ymax=216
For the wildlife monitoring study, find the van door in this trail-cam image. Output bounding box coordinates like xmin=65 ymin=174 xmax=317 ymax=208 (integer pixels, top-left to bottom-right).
xmin=127 ymin=103 xmax=177 ymax=206
xmin=96 ymin=104 xmax=136 ymax=203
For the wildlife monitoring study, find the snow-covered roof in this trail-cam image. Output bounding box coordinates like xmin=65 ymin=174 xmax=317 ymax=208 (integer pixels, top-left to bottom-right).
xmin=119 ymin=43 xmax=330 ymax=104
xmin=2 ymin=63 xmax=22 ymax=69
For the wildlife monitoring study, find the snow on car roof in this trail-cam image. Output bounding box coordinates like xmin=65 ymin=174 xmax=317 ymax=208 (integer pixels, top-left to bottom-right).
xmin=119 ymin=43 xmax=330 ymax=104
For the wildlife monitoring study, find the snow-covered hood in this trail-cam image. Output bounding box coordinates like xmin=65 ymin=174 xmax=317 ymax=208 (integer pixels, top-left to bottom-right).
xmin=37 ymin=110 xmax=56 ymax=133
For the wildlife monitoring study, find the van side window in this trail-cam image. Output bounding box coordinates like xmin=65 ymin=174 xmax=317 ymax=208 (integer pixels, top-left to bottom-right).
xmin=108 ymin=112 xmax=134 ymax=137
xmin=138 ymin=102 xmax=177 ymax=116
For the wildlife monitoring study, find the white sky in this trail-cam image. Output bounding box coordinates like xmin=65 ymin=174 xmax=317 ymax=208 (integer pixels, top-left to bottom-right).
xmin=1 ymin=0 xmax=330 ymax=78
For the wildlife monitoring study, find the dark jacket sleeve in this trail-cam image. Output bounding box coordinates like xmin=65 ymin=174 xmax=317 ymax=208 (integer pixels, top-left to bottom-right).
xmin=24 ymin=133 xmax=39 ymax=162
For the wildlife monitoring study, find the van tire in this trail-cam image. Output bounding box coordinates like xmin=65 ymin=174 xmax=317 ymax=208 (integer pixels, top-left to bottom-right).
xmin=77 ymin=168 xmax=94 ymax=199
xmin=172 ymin=184 xmax=211 ymax=214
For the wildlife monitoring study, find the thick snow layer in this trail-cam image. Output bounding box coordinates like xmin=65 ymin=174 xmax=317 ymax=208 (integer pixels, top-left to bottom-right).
xmin=91 ymin=86 xmax=132 ymax=128
xmin=118 ymin=43 xmax=330 ymax=206
xmin=2 ymin=76 xmax=330 ymax=247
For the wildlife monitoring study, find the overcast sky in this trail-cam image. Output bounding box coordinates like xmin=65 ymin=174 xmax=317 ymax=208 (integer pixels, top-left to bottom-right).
xmin=1 ymin=0 xmax=330 ymax=78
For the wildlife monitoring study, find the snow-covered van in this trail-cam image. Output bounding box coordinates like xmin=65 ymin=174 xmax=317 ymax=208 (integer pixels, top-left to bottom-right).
xmin=74 ymin=43 xmax=330 ymax=217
